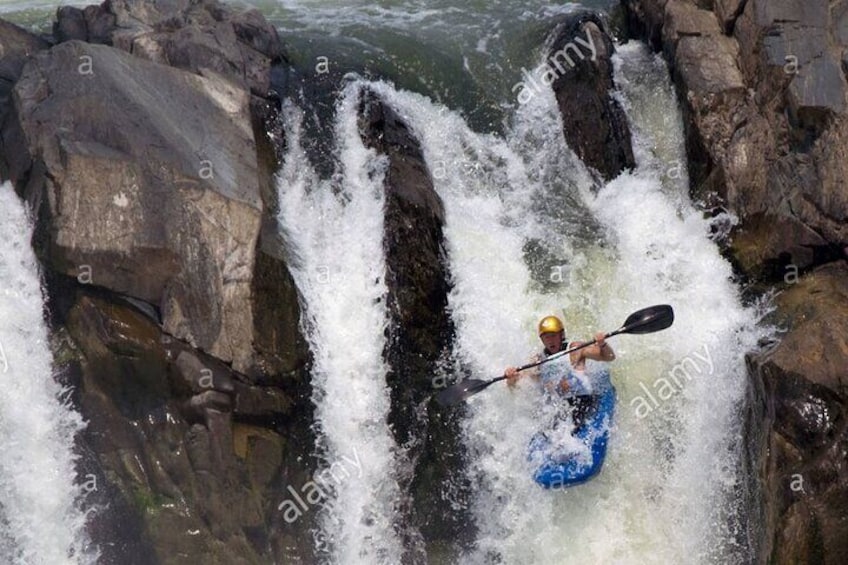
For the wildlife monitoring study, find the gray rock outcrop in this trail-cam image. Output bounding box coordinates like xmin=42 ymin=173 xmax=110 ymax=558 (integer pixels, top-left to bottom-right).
xmin=54 ymin=0 xmax=283 ymax=99
xmin=10 ymin=40 xmax=262 ymax=372
xmin=1 ymin=1 xmax=312 ymax=561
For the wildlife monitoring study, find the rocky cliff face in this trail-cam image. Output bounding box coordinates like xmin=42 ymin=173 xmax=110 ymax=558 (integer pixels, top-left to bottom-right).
xmin=0 ymin=2 xmax=314 ymax=562
xmin=623 ymin=1 xmax=848 ymax=562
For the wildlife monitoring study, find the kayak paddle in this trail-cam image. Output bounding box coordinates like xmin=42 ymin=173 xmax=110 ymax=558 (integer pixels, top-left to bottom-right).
xmin=434 ymin=304 xmax=674 ymax=407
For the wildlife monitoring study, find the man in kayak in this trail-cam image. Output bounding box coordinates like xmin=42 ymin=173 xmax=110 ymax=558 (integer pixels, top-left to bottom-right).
xmin=504 ymin=315 xmax=615 ymax=425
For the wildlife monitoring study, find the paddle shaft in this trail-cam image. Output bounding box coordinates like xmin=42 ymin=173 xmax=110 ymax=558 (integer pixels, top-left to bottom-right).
xmin=490 ymin=312 xmax=659 ymax=385
xmin=487 ymin=335 xmax=604 ymax=387
xmin=434 ymin=304 xmax=674 ymax=407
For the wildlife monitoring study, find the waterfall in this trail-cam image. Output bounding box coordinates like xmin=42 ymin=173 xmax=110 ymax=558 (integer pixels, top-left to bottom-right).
xmin=348 ymin=39 xmax=768 ymax=563
xmin=276 ymin=83 xmax=407 ymax=564
xmin=0 ymin=183 xmax=95 ymax=564
xmin=0 ymin=1 xmax=774 ymax=562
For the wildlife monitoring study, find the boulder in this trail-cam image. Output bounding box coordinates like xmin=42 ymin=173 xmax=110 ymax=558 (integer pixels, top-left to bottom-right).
xmin=748 ymin=261 xmax=848 ymax=564
xmin=63 ymin=292 xmax=260 ymax=563
xmin=54 ymin=0 xmax=283 ymax=98
xmin=0 ymin=20 xmax=49 ymax=179
xmin=548 ymin=12 xmax=635 ymax=180
xmin=56 ymin=289 xmax=315 ymax=563
xmin=0 ymin=20 xmax=48 ymax=101
xmin=10 ymin=40 xmax=263 ymax=372
xmin=50 ymin=0 xmax=308 ymax=381
xmin=54 ymin=6 xmax=88 ymax=43
xmin=358 ymin=90 xmax=472 ymax=549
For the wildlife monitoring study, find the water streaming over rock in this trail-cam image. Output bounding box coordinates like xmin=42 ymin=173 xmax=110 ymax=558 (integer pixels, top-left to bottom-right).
xmin=274 ymin=40 xmax=769 ymax=565
xmin=0 ymin=183 xmax=95 ymax=564
xmin=276 ymin=86 xmax=408 ymax=564
xmin=0 ymin=1 xmax=773 ymax=562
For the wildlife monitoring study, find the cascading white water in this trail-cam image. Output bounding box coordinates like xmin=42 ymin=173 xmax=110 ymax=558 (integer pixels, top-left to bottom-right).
xmin=276 ymin=84 xmax=406 ymax=564
xmin=361 ymin=38 xmax=769 ymax=563
xmin=0 ymin=2 xmax=773 ymax=563
xmin=0 ymin=183 xmax=95 ymax=565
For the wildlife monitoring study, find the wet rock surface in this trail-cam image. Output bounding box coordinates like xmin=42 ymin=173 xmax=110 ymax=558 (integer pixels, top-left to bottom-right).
xmin=11 ymin=40 xmax=262 ymax=372
xmin=748 ymin=261 xmax=848 ymax=564
xmin=0 ymin=20 xmax=48 ymax=180
xmin=549 ymin=12 xmax=636 ymax=181
xmin=359 ymin=90 xmax=473 ymax=557
xmin=49 ymin=285 xmax=315 ymax=564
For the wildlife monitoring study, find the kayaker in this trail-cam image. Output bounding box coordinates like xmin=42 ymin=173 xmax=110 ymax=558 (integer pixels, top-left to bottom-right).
xmin=505 ymin=315 xmax=616 ymax=425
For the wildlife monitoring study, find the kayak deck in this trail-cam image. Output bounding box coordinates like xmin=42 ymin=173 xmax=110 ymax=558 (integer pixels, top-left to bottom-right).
xmin=528 ymin=385 xmax=616 ymax=489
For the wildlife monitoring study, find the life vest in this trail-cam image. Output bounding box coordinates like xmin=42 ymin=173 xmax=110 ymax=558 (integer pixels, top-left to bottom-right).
xmin=539 ymin=340 xmax=594 ymax=398
xmin=539 ymin=340 xmax=604 ymax=430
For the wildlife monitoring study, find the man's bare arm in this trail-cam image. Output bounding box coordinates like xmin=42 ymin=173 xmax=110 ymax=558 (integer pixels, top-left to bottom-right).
xmin=580 ymin=332 xmax=616 ymax=362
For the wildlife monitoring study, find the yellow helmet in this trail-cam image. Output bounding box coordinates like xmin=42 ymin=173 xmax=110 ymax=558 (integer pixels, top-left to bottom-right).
xmin=538 ymin=315 xmax=564 ymax=336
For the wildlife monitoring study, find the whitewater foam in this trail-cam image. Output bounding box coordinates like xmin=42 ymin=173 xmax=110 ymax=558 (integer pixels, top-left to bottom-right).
xmin=361 ymin=38 xmax=769 ymax=563
xmin=0 ymin=183 xmax=95 ymax=564
xmin=276 ymin=84 xmax=406 ymax=564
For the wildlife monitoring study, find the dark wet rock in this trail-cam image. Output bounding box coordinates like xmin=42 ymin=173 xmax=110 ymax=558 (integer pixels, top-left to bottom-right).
xmin=185 ymin=391 xmax=233 ymax=424
xmin=54 ymin=290 xmax=315 ymax=563
xmin=54 ymin=7 xmax=88 ymax=43
xmin=232 ymin=380 xmax=293 ymax=421
xmin=622 ymin=0 xmax=667 ymax=49
xmin=358 ymin=90 xmax=473 ymax=553
xmin=250 ymin=233 xmax=309 ymax=380
xmin=52 ymin=4 xmax=115 ymax=44
xmin=548 ymin=12 xmax=635 ymax=180
xmin=747 ymin=261 xmax=848 ymax=564
xmin=233 ymin=423 xmax=284 ymax=491
xmin=171 ymin=339 xmax=294 ymax=423
xmin=359 ymin=90 xmax=451 ymax=446
xmin=175 ymin=350 xmax=236 ymax=395
xmin=64 ymin=293 xmax=261 ymax=562
xmin=0 ymin=21 xmax=48 ymax=88
xmin=0 ymin=20 xmax=49 ymax=180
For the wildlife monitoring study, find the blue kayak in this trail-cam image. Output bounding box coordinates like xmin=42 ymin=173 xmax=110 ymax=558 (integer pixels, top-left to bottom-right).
xmin=528 ymin=385 xmax=616 ymax=489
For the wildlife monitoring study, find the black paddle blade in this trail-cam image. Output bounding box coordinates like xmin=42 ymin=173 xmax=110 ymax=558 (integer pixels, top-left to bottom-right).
xmin=435 ymin=378 xmax=493 ymax=407
xmin=620 ymin=304 xmax=674 ymax=334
